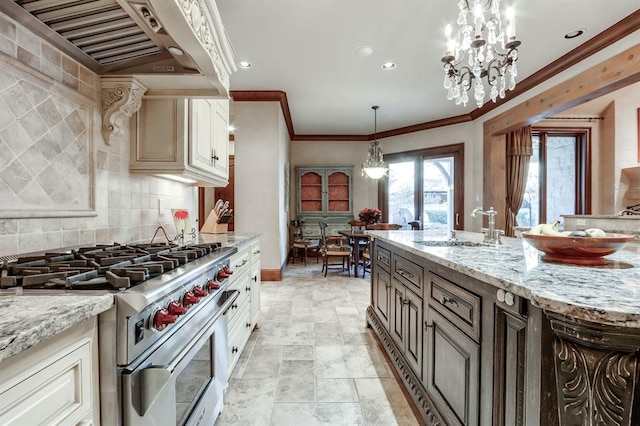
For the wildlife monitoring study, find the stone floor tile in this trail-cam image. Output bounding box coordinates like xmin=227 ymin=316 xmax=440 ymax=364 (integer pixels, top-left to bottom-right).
xmin=241 ymin=345 xmax=283 ymax=379
xmin=215 ymin=378 xmax=277 ymax=426
xmin=355 ymin=377 xmax=421 ymax=426
xmin=270 ymin=403 xmax=365 ymax=426
xmin=315 ymin=345 xmax=391 ymax=378
xmin=282 ymin=345 xmax=314 ymax=360
xmin=316 ymin=378 xmax=359 ymax=402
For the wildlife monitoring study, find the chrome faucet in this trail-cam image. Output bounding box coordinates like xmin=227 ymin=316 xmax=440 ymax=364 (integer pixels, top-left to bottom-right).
xmin=471 ymin=207 xmax=504 ymax=245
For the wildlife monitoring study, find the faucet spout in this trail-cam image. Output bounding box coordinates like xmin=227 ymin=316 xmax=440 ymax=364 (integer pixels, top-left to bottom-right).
xmin=471 ymin=207 xmax=503 ymax=245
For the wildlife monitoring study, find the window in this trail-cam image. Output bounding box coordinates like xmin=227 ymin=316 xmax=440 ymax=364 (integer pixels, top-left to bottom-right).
xmin=516 ymin=129 xmax=591 ymax=227
xmin=381 ymin=144 xmax=464 ymax=235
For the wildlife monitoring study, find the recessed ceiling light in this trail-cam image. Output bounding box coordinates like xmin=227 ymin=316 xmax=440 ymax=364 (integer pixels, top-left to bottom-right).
xmin=564 ymin=29 xmax=585 ymax=39
xmin=381 ymin=62 xmax=397 ymax=70
xmin=167 ymin=46 xmax=184 ymax=56
xmin=238 ymin=61 xmax=252 ymax=69
xmin=352 ymin=46 xmax=373 ymax=57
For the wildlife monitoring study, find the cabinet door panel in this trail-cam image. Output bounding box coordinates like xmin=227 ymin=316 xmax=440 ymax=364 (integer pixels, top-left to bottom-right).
xmin=391 ymin=281 xmax=405 ymax=349
xmin=405 ymin=288 xmax=423 ymax=378
xmin=211 ymin=100 xmax=229 ymax=178
xmin=190 ymin=99 xmax=214 ymax=173
xmin=493 ymin=308 xmax=527 ymax=426
xmin=373 ymin=269 xmax=391 ymax=329
xmin=426 ymin=308 xmax=479 ymax=426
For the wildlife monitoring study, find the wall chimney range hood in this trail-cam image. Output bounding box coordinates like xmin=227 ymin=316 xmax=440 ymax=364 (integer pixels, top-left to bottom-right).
xmin=2 ymin=0 xmax=237 ymax=96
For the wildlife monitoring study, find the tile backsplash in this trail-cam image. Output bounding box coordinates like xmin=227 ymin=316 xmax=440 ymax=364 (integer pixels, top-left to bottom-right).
xmin=0 ymin=13 xmax=196 ymax=257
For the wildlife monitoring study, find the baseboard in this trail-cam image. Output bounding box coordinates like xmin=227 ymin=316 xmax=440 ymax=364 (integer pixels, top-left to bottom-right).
xmin=261 ymin=269 xmax=281 ymax=281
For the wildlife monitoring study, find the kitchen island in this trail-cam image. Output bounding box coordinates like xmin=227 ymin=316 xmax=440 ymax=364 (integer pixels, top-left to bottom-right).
xmin=366 ymin=230 xmax=640 ymax=426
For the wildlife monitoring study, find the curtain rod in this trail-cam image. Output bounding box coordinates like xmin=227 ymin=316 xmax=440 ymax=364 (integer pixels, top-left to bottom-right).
xmin=542 ymin=116 xmax=604 ymax=121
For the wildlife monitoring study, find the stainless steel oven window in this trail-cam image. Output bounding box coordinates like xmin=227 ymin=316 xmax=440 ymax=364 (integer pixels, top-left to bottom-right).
xmin=175 ymin=334 xmax=214 ymax=425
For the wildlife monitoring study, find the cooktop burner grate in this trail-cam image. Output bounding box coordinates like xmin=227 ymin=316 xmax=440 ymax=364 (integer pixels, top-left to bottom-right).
xmin=0 ymin=242 xmax=224 ymax=290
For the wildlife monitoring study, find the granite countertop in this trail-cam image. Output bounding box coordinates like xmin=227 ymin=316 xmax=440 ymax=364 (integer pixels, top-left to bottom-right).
xmin=369 ymin=230 xmax=640 ymax=328
xmin=0 ymin=292 xmax=114 ymax=362
xmin=0 ymin=232 xmax=260 ymax=363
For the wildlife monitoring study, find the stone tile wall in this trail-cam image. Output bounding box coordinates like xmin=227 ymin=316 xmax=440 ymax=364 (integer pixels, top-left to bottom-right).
xmin=0 ymin=13 xmax=196 ymax=257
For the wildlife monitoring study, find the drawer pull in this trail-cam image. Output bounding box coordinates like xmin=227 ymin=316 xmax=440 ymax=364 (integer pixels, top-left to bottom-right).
xmin=252 ymin=276 xmax=258 ymax=282
xmin=246 ymin=286 xmax=251 ymax=292
xmin=402 ymin=298 xmax=411 ymax=305
xmin=377 ymin=255 xmax=386 ymax=261
xmin=246 ymin=322 xmax=251 ymax=328
xmin=397 ymin=268 xmax=416 ymax=280
xmin=232 ymin=303 xmax=238 ymax=309
xmin=253 ymin=250 xmax=260 ymax=254
xmin=439 ymin=294 xmax=459 ymax=307
xmin=425 ymin=322 xmax=433 ymax=329
xmin=232 ymin=346 xmax=238 ymax=353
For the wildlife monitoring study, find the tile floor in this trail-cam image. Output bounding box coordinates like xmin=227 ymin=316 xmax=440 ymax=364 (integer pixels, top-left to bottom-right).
xmin=215 ymin=261 xmax=422 ymax=426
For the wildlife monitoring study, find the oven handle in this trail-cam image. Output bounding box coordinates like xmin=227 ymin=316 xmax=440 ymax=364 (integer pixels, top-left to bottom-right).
xmin=138 ymin=289 xmax=240 ymax=415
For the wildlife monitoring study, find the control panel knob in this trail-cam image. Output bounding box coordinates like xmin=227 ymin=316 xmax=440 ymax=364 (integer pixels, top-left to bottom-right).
xmin=192 ymin=285 xmax=208 ymax=298
xmin=217 ymin=268 xmax=231 ymax=280
xmin=222 ymin=266 xmax=233 ymax=275
xmin=167 ymin=301 xmax=187 ymax=316
xmin=182 ymin=291 xmax=199 ymax=307
xmin=206 ymin=278 xmax=220 ymax=291
xmin=152 ymin=308 xmax=177 ymax=330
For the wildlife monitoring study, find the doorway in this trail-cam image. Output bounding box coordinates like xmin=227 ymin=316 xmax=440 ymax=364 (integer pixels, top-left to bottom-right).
xmin=381 ymin=143 xmax=464 ymax=236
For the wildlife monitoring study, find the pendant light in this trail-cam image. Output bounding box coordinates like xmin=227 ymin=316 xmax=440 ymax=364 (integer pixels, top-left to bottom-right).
xmin=361 ymin=105 xmax=388 ymax=179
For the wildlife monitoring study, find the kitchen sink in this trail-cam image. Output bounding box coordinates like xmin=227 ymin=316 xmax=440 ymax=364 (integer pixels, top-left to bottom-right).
xmin=413 ymin=240 xmax=484 ymax=247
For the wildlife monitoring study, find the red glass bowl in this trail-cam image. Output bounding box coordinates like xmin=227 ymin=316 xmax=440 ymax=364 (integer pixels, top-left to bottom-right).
xmin=521 ymin=232 xmax=634 ymax=266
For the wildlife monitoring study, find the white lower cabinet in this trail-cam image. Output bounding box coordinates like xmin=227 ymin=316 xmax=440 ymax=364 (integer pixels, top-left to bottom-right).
xmin=0 ymin=317 xmax=99 ymax=425
xmin=226 ymin=239 xmax=261 ymax=375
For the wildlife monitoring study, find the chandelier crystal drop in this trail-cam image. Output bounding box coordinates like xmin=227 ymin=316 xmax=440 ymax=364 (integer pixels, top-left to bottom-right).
xmin=441 ymin=0 xmax=521 ymax=108
xmin=362 ymin=105 xmax=388 ymax=180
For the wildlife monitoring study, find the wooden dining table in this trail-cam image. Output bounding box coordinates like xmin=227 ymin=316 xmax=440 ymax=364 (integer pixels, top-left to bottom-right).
xmin=337 ymin=230 xmax=370 ymax=278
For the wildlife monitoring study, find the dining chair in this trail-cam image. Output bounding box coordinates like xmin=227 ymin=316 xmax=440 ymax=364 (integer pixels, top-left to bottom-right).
xmin=288 ymin=219 xmax=319 ymax=266
xmin=319 ymin=221 xmax=352 ymax=276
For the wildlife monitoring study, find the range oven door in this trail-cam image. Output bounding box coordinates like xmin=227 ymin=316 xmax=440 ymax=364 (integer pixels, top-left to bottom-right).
xmin=121 ymin=290 xmax=239 ymax=426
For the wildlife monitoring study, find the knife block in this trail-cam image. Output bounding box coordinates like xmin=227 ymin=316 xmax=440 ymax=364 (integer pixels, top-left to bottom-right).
xmin=200 ymin=210 xmax=228 ymax=234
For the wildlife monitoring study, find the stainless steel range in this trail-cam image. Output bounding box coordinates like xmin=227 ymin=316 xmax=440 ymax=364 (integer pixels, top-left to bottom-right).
xmin=0 ymin=242 xmax=239 ymax=426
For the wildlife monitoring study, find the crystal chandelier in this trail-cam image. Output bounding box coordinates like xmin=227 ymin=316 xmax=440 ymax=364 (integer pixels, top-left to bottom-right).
xmin=362 ymin=106 xmax=388 ymax=179
xmin=442 ymin=0 xmax=521 ymax=108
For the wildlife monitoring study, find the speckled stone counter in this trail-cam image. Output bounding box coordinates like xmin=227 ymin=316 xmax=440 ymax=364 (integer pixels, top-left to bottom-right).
xmin=368 ymin=230 xmax=640 ymax=327
xmin=0 ymin=292 xmax=113 ymax=362
xmin=198 ymin=232 xmax=260 ymax=247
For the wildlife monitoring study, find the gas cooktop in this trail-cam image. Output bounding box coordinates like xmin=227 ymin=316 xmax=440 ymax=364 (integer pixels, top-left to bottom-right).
xmin=0 ymin=242 xmax=230 ymax=291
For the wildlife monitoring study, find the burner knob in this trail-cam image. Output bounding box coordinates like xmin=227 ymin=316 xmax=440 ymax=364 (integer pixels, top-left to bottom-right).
xmin=223 ymin=266 xmax=234 ymax=275
xmin=152 ymin=308 xmax=177 ymax=331
xmin=206 ymin=279 xmax=220 ymax=291
xmin=167 ymin=301 xmax=187 ymax=316
xmin=217 ymin=269 xmax=231 ymax=280
xmin=182 ymin=291 xmax=199 ymax=307
xmin=193 ymin=286 xmax=208 ymax=298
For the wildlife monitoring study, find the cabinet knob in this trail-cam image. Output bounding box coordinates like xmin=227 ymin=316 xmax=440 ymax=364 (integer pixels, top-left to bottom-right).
xmin=439 ymin=294 xmax=459 ymax=307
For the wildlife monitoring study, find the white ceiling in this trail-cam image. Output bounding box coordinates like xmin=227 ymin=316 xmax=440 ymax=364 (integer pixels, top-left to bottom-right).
xmin=217 ymin=1 xmax=639 ymax=136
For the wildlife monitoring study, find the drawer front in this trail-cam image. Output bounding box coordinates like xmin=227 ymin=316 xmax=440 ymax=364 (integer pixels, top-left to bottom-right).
xmin=393 ymin=254 xmax=424 ymax=295
xmin=229 ymin=248 xmax=250 ymax=277
xmin=429 ymin=273 xmax=481 ymax=342
xmin=227 ymin=272 xmax=250 ymax=324
xmin=375 ymin=246 xmax=391 ymax=272
xmin=250 ymin=240 xmax=261 ymax=264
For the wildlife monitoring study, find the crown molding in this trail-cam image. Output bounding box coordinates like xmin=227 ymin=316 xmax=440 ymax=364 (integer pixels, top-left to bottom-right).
xmin=231 ymin=9 xmax=640 ymax=142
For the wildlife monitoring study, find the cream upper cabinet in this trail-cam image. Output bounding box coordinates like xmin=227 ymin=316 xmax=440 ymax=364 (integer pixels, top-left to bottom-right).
xmin=130 ymin=97 xmax=230 ymax=187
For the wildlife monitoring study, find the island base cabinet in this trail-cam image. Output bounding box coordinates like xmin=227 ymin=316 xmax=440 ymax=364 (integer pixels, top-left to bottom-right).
xmin=391 ymin=281 xmax=423 ymax=378
xmin=372 ymin=268 xmax=391 ymax=330
xmin=425 ymin=308 xmax=480 ymax=426
xmin=0 ymin=317 xmax=98 ymax=425
xmin=547 ymin=312 xmax=640 ymax=426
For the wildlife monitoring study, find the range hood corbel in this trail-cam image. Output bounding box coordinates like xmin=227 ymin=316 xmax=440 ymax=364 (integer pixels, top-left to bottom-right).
xmin=101 ymin=76 xmax=148 ymax=145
